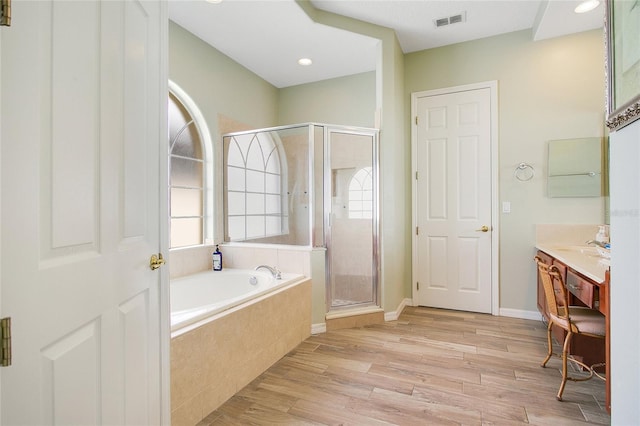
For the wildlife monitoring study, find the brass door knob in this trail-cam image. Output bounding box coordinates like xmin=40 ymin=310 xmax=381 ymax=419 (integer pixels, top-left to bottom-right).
xmin=476 ymin=226 xmax=490 ymax=232
xmin=150 ymin=253 xmax=166 ymax=270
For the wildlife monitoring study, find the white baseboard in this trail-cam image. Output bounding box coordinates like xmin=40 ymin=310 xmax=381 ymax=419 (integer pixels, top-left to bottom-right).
xmin=315 ymin=304 xmax=538 ymax=331
xmin=385 ymin=298 xmax=413 ymax=321
xmin=499 ymin=308 xmax=542 ymax=321
xmin=311 ymin=323 xmax=326 ymax=335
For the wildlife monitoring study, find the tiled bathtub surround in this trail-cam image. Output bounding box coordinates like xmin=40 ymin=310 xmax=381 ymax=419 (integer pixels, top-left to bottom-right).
xmin=169 ymin=244 xmax=313 ymax=279
xmin=170 ymin=278 xmax=311 ymax=426
xmin=169 ymin=244 xmax=315 ymax=425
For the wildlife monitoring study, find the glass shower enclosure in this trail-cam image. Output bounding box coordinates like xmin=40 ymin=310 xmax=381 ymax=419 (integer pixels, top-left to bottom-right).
xmin=222 ymin=123 xmax=379 ymax=311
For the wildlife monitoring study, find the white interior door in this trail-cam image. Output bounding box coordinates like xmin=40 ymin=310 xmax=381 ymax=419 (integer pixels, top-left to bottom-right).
xmin=0 ymin=1 xmax=168 ymax=424
xmin=414 ymin=86 xmax=493 ymax=313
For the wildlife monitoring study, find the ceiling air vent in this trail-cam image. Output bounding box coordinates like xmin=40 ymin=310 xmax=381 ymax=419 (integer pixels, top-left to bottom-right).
xmin=434 ymin=12 xmax=467 ymax=28
xmin=435 ymin=17 xmax=449 ymax=27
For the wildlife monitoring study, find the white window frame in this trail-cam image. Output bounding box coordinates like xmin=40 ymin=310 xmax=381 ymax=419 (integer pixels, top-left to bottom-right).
xmin=168 ymin=80 xmax=213 ymax=248
xmin=225 ymin=132 xmax=285 ymax=241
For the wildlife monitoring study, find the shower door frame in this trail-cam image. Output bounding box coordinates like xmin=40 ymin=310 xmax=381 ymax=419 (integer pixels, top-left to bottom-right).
xmin=324 ymin=125 xmax=380 ymax=313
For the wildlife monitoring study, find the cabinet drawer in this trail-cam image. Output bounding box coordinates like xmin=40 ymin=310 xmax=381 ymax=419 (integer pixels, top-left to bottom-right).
xmin=566 ymin=270 xmax=595 ymax=308
xmin=552 ymin=260 xmax=567 ymax=281
xmin=537 ymin=251 xmax=553 ymax=265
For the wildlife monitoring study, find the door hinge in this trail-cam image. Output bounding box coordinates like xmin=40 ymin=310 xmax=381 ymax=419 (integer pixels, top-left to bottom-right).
xmin=417 ymin=282 xmax=420 ymax=290
xmin=0 ymin=0 xmax=11 ymax=27
xmin=416 ymin=226 xmax=419 ymax=235
xmin=415 ymin=116 xmax=418 ymax=125
xmin=415 ymin=171 xmax=418 ymax=180
xmin=1 ymin=317 xmax=12 ymax=367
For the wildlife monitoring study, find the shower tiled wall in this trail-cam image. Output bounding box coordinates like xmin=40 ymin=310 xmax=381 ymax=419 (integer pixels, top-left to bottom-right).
xmin=169 ymin=244 xmax=313 ymax=279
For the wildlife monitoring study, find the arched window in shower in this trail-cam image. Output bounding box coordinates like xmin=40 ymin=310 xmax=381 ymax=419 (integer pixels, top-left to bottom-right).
xmin=225 ymin=132 xmax=285 ymax=241
xmin=168 ymin=81 xmax=213 ymax=248
xmin=348 ymin=167 xmax=373 ymax=219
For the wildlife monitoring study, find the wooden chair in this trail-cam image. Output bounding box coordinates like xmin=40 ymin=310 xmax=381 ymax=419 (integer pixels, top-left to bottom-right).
xmin=534 ymin=256 xmax=606 ymax=401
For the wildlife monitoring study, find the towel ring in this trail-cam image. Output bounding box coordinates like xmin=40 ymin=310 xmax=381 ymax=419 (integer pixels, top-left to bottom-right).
xmin=514 ymin=162 xmax=534 ymax=181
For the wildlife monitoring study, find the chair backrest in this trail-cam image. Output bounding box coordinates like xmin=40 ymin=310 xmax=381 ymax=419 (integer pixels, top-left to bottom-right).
xmin=534 ymin=256 xmax=570 ymax=322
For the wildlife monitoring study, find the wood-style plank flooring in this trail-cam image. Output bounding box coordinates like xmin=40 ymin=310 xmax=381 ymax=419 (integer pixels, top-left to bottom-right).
xmin=199 ymin=307 xmax=610 ymax=425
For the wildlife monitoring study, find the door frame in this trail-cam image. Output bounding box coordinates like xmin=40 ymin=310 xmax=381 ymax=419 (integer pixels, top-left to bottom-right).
xmin=410 ymin=81 xmax=499 ymax=315
xmin=324 ymin=125 xmax=381 ymax=313
xmin=0 ymin=24 xmax=4 ymax=424
xmin=159 ymin=3 xmax=171 ymax=423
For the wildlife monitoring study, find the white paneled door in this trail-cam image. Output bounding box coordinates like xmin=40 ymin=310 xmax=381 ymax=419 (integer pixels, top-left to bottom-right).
xmin=414 ymin=86 xmax=493 ymax=313
xmin=0 ymin=1 xmax=167 ymax=424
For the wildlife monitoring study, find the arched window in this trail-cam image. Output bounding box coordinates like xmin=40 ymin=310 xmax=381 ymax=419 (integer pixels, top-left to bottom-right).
xmin=168 ymin=83 xmax=212 ymax=248
xmin=226 ymin=132 xmax=284 ymax=241
xmin=348 ymin=167 xmax=373 ymax=219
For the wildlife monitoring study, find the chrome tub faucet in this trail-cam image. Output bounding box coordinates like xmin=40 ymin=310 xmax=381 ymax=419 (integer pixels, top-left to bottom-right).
xmin=255 ymin=265 xmax=282 ymax=279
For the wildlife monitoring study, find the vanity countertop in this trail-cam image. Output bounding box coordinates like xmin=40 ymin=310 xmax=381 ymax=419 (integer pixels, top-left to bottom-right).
xmin=536 ymin=243 xmax=609 ymax=284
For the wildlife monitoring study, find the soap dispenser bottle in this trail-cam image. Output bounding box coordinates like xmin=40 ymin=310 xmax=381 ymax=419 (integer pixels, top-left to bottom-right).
xmin=212 ymin=245 xmax=223 ymax=271
xmin=595 ymin=225 xmax=609 ymax=245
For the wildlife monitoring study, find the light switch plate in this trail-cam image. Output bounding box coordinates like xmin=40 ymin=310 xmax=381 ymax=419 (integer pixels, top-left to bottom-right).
xmin=502 ymin=201 xmax=511 ymax=213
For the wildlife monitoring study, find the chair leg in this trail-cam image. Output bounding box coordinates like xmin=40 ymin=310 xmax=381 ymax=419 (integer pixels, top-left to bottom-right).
xmin=557 ymin=330 xmax=573 ymax=401
xmin=541 ymin=320 xmax=553 ymax=368
xmin=591 ymin=363 xmax=606 ymax=381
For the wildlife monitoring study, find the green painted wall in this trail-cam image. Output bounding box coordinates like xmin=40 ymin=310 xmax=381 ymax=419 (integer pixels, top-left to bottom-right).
xmin=169 ymin=19 xmax=389 ymax=326
xmin=170 ymin=21 xmax=280 ymax=245
xmin=278 ymin=72 xmax=376 ymax=127
xmin=298 ymin=1 xmax=411 ymax=317
xmin=169 ymin=21 xmax=279 ymax=138
xmin=405 ymin=29 xmax=606 ymax=314
xmin=170 ymin=12 xmax=606 ymax=320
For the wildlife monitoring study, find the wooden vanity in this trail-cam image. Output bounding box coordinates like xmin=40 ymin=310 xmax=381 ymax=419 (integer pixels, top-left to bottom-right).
xmin=535 ymin=244 xmax=610 ymax=412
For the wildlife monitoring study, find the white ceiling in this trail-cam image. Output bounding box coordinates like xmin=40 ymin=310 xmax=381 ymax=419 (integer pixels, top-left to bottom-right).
xmin=168 ymin=0 xmax=605 ymax=88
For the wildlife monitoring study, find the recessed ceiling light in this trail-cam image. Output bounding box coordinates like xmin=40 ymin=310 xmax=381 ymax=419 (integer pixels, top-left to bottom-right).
xmin=575 ymin=0 xmax=600 ymax=13
xmin=206 ymin=0 xmax=223 ymax=4
xmin=298 ymin=58 xmax=313 ymax=66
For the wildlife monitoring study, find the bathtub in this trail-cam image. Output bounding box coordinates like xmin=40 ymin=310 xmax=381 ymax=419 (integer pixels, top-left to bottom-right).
xmin=169 ymin=268 xmax=311 ymax=425
xmin=170 ymin=268 xmax=304 ymax=332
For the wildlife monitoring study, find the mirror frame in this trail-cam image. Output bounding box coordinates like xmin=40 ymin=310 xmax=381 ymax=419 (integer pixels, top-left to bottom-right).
xmin=605 ymin=0 xmax=640 ymax=132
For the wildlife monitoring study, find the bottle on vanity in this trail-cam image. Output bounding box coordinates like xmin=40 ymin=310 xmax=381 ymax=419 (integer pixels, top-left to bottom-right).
xmin=212 ymin=245 xmax=223 ymax=271
xmin=595 ymin=225 xmax=609 ymax=245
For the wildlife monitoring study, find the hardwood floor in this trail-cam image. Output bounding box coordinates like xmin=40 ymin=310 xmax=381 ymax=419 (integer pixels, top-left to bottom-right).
xmin=199 ymin=307 xmax=610 ymax=425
